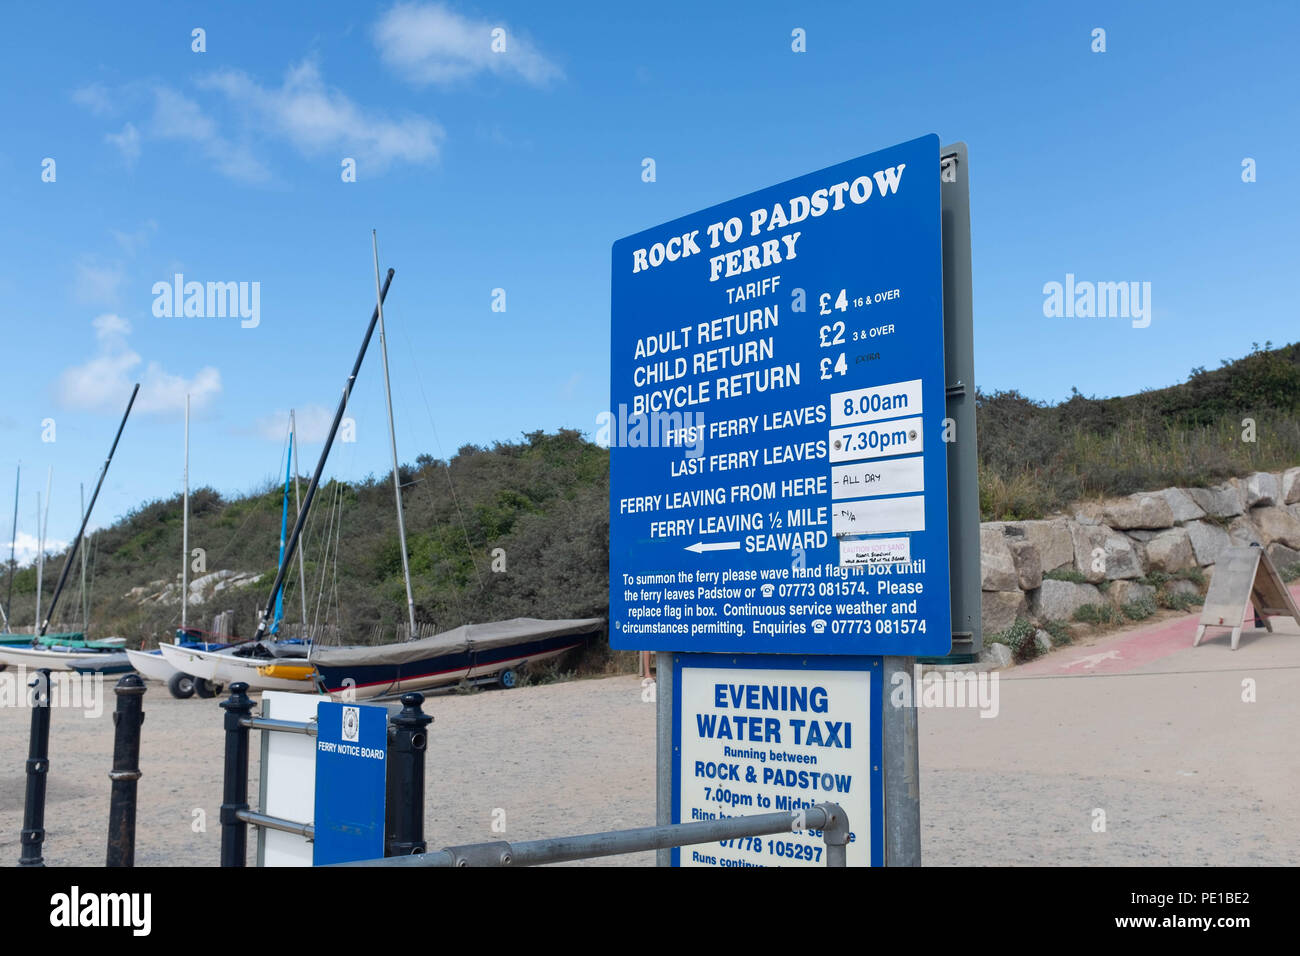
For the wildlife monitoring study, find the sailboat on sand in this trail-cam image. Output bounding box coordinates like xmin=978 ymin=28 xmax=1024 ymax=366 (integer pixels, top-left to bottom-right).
xmin=305 ymin=233 xmax=603 ymax=700
xmin=173 ymin=235 xmax=601 ymax=699
xmin=154 ymin=406 xmax=316 ymax=694
xmin=0 ymin=385 xmax=140 ymax=673
xmin=125 ymin=394 xmax=237 ymax=698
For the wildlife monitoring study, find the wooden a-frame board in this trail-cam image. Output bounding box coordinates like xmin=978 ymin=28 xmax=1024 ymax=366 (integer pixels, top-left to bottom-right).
xmin=1194 ymin=546 xmax=1300 ymax=651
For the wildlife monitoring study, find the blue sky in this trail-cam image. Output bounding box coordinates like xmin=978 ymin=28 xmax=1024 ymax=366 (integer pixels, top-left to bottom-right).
xmin=1 ymin=0 xmax=1296 ymax=560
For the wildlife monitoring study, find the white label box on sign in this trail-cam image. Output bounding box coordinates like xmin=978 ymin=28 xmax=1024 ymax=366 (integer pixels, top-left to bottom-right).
xmin=831 ymin=379 xmax=923 ymax=427
xmin=831 ymin=455 xmax=925 ymax=500
xmin=832 ymin=494 xmax=925 ymax=536
xmin=828 ymin=416 xmax=924 ymax=463
xmin=841 ymin=537 xmax=911 ymax=567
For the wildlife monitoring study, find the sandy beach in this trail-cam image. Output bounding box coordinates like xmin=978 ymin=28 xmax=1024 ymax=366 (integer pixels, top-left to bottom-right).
xmin=0 ymin=673 xmax=658 ymax=867
xmin=2 ymin=605 xmax=1298 ymax=866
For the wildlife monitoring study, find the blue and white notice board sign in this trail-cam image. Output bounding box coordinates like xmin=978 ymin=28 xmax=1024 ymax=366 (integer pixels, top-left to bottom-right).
xmin=313 ymin=700 xmax=387 ymax=866
xmin=610 ymin=134 xmax=951 ymax=656
xmin=672 ymin=654 xmax=882 ymax=867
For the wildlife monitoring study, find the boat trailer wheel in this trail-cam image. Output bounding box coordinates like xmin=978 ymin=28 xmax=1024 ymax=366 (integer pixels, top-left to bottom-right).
xmin=167 ymin=672 xmax=196 ymax=700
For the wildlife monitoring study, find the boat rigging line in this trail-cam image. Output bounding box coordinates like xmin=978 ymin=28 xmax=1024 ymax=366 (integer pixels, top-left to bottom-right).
xmin=373 ymin=229 xmax=418 ymax=635
xmin=396 ymin=317 xmax=488 ymax=606
xmin=291 ymin=409 xmax=309 ymax=628
xmin=5 ymin=463 xmax=18 ymax=625
xmin=311 ymin=477 xmax=346 ymax=643
xmin=182 ymin=394 xmax=190 ymax=630
xmin=34 ymin=466 xmax=52 ymax=628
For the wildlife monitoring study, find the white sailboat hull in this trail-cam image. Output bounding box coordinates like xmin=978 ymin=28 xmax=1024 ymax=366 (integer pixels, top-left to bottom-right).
xmin=0 ymin=644 xmax=121 ymax=672
xmin=158 ymin=642 xmax=319 ymax=693
xmin=124 ymin=649 xmax=179 ymax=682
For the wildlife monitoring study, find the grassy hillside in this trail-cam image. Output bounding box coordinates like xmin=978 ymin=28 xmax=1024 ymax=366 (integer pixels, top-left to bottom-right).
xmin=978 ymin=341 xmax=1300 ymax=519
xmin=2 ymin=430 xmax=612 ymax=661
xmin=2 ymin=342 xmax=1297 ymax=649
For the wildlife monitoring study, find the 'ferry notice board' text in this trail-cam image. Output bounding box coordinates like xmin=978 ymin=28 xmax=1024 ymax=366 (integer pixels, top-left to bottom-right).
xmin=609 ymin=134 xmax=951 ymax=656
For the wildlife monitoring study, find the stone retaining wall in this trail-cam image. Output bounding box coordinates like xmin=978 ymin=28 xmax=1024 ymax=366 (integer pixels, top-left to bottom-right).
xmin=979 ymin=468 xmax=1300 ymax=635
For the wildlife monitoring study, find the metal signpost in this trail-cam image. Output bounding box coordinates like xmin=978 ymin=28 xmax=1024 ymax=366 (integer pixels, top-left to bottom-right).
xmin=611 ymin=134 xmax=976 ymax=866
xmin=937 ymin=143 xmax=981 ymax=663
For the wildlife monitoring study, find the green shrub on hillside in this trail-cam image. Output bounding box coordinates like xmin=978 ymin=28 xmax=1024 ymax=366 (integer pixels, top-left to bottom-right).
xmin=978 ymin=342 xmax=1300 ymax=520
xmin=0 ymin=430 xmax=611 ymax=654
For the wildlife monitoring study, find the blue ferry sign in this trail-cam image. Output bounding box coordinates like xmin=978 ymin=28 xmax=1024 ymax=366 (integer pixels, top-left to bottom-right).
xmin=609 ymin=134 xmax=951 ymax=655
xmin=313 ymin=700 xmax=387 ymax=865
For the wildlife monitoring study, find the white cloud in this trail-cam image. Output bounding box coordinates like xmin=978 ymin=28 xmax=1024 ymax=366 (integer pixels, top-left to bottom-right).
xmin=105 ymin=122 xmax=141 ymax=164
xmin=72 ymin=82 xmax=117 ymax=117
xmin=56 ymin=314 xmax=222 ymax=416
xmin=6 ymin=530 xmax=70 ymax=568
xmin=74 ymin=63 xmax=437 ymax=182
xmin=93 ymin=312 xmax=131 ymax=339
xmin=373 ymin=2 xmax=562 ymax=87
xmin=150 ymin=86 xmax=218 ymax=142
xmin=135 ymin=363 xmax=222 ymax=415
xmin=74 ymin=258 xmax=125 ymax=306
xmin=111 ymin=220 xmax=157 ymax=256
xmin=256 ymin=403 xmax=334 ymax=443
xmin=198 ymin=60 xmax=443 ymax=171
xmin=147 ymin=85 xmax=271 ymax=184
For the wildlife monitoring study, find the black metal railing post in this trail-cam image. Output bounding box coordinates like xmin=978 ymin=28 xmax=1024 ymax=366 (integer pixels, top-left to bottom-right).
xmin=219 ymin=682 xmax=254 ymax=867
xmin=106 ymin=673 xmax=146 ymax=867
xmin=19 ymin=668 xmax=53 ymax=867
xmin=385 ymin=692 xmax=432 ymax=856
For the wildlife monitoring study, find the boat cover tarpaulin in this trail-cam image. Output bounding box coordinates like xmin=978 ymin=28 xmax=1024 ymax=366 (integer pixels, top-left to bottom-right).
xmin=310 ymin=617 xmax=605 ymax=668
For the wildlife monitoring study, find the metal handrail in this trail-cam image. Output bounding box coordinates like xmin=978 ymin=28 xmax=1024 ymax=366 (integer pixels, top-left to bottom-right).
xmin=333 ymin=802 xmax=850 ymax=867
xmin=239 ymin=716 xmax=317 ymax=736
xmin=236 ymin=809 xmax=315 ymax=839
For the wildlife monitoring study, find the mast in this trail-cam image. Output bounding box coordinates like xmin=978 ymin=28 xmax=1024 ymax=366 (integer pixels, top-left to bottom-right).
xmin=272 ymin=422 xmax=293 ymax=634
xmin=5 ymin=463 xmax=17 ymax=624
xmin=291 ymin=410 xmax=309 ymax=628
xmin=33 ymin=492 xmax=40 ymax=627
xmin=250 ymin=270 xmax=394 ymax=644
xmin=372 ymin=231 xmax=417 ymax=635
xmin=40 ymin=383 xmax=139 ymax=636
xmin=35 ymin=468 xmax=51 ymax=627
xmin=79 ymin=483 xmax=89 ymax=630
xmin=181 ymin=394 xmax=190 ymax=630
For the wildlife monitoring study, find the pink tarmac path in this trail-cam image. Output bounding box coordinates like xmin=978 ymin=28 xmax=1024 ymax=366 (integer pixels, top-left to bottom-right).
xmin=1008 ymin=582 xmax=1300 ymax=678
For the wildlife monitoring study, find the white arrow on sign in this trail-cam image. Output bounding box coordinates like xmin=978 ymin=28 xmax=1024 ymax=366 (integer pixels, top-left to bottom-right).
xmin=684 ymin=541 xmax=741 ymax=554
